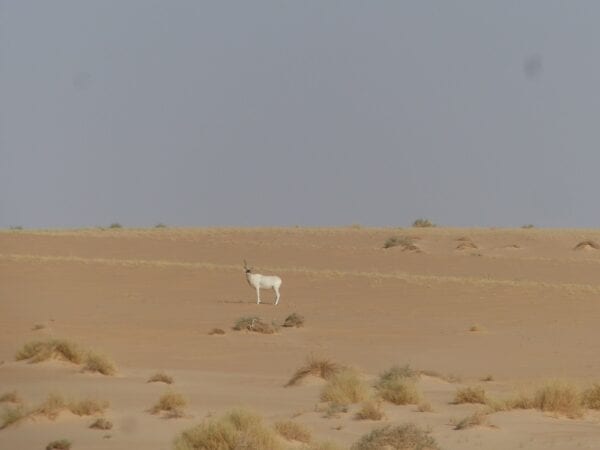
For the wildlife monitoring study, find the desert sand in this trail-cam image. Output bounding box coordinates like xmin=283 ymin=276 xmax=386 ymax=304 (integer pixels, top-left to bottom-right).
xmin=2 ymin=227 xmax=600 ymax=449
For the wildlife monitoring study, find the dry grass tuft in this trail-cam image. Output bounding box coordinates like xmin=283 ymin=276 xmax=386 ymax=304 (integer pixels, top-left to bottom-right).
xmin=453 ymin=386 xmax=487 ymax=404
xmin=453 ymin=410 xmax=488 ymax=430
xmin=574 ymin=240 xmax=600 ymax=250
xmin=582 ymin=383 xmax=600 ymax=410
xmin=286 ymin=356 xmax=342 ymax=387
xmin=16 ymin=339 xmax=84 ymax=364
xmin=147 ymin=372 xmax=174 ymax=384
xmin=375 ymin=366 xmax=421 ymax=405
xmin=412 ymin=218 xmax=436 ymax=228
xmin=323 ymin=403 xmax=348 ymax=418
xmin=533 ymin=380 xmax=583 ymax=418
xmin=0 ymin=391 xmax=21 ymax=404
xmin=283 ymin=313 xmax=305 ymax=328
xmin=90 ymin=417 xmax=113 ymax=430
xmin=456 ymin=241 xmax=478 ymax=250
xmin=383 ymin=236 xmax=420 ymax=251
xmin=274 ymin=420 xmax=312 ymax=443
xmin=480 ymin=375 xmax=494 ymax=382
xmin=302 ymin=442 xmax=344 ymax=450
xmin=469 ymin=324 xmax=484 ymax=332
xmin=0 ymin=405 xmax=27 ymax=429
xmin=46 ymin=439 xmax=72 ymax=450
xmin=83 ymin=351 xmax=116 ymax=375
xmin=69 ymin=398 xmax=109 ymax=416
xmin=32 ymin=324 xmax=46 ymax=331
xmin=36 ymin=393 xmax=67 ymax=419
xmin=174 ymin=409 xmax=282 ymax=450
xmin=355 ymin=400 xmax=385 ymax=420
xmin=208 ymin=328 xmax=226 ymax=335
xmin=417 ymin=401 xmax=434 ymax=412
xmin=351 ymin=423 xmax=440 ymax=450
xmin=150 ymin=391 xmax=187 ymax=418
xmin=233 ymin=316 xmax=278 ymax=334
xmin=320 ymin=369 xmax=370 ymax=406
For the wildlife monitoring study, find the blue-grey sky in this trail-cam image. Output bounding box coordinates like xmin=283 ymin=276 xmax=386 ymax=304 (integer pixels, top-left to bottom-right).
xmin=2 ymin=1 xmax=600 ymax=228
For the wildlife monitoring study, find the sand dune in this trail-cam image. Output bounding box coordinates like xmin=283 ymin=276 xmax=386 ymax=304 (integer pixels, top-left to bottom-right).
xmin=2 ymin=227 xmax=600 ymax=449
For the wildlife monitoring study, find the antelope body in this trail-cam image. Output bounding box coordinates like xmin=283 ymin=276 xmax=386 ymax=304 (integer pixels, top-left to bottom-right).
xmin=244 ymin=260 xmax=282 ymax=305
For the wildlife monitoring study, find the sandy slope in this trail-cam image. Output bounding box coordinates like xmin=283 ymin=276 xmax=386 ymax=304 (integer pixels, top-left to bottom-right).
xmin=1 ymin=227 xmax=600 ymax=449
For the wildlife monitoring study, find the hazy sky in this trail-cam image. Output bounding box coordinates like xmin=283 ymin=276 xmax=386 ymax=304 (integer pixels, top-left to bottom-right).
xmin=2 ymin=1 xmax=600 ymax=228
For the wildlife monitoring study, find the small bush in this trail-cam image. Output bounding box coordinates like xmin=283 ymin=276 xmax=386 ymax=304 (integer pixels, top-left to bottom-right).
xmin=174 ymin=409 xmax=282 ymax=450
xmin=283 ymin=313 xmax=305 ymax=328
xmin=303 ymin=442 xmax=343 ymax=450
xmin=150 ymin=391 xmax=186 ymax=418
xmin=16 ymin=339 xmax=84 ymax=364
xmin=83 ymin=352 xmax=116 ymax=376
xmin=417 ymin=401 xmax=433 ymax=412
xmin=453 ymin=410 xmax=488 ymax=430
xmin=147 ymin=372 xmax=174 ymax=384
xmin=355 ymin=401 xmax=385 ymax=420
xmin=32 ymin=324 xmax=46 ymax=331
xmin=155 ymin=223 xmax=167 ymax=228
xmin=208 ymin=328 xmax=226 ymax=335
xmin=375 ymin=366 xmax=421 ymax=405
xmin=351 ymin=423 xmax=440 ymax=450
xmin=46 ymin=439 xmax=71 ymax=450
xmin=109 ymin=223 xmax=122 ymax=229
xmin=582 ymin=383 xmax=600 ymax=410
xmin=233 ymin=316 xmax=278 ymax=334
xmin=481 ymin=375 xmax=494 ymax=382
xmin=469 ymin=324 xmax=484 ymax=332
xmin=412 ymin=219 xmax=435 ymax=228
xmin=378 ymin=365 xmax=418 ymax=383
xmin=533 ymin=380 xmax=582 ymax=418
xmin=69 ymin=398 xmax=109 ymax=416
xmin=320 ymin=369 xmax=370 ymax=406
xmin=0 ymin=391 xmax=21 ymax=404
xmin=9 ymin=225 xmax=24 ymax=230
xmin=453 ymin=386 xmax=487 ymax=404
xmin=90 ymin=418 xmax=113 ymax=430
xmin=286 ymin=356 xmax=342 ymax=387
xmin=323 ymin=403 xmax=348 ymax=418
xmin=522 ymin=224 xmax=535 ymax=229
xmin=0 ymin=405 xmax=26 ymax=429
xmin=274 ymin=420 xmax=312 ymax=443
xmin=36 ymin=393 xmax=67 ymax=419
xmin=383 ymin=236 xmax=419 ymax=251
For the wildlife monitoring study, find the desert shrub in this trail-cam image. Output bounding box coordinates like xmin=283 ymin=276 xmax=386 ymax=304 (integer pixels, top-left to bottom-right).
xmin=32 ymin=324 xmax=46 ymax=331
xmin=481 ymin=375 xmax=494 ymax=382
xmin=533 ymin=380 xmax=582 ymax=418
xmin=9 ymin=225 xmax=23 ymax=230
xmin=378 ymin=365 xmax=418 ymax=383
xmin=109 ymin=223 xmax=122 ymax=229
xmin=46 ymin=439 xmax=71 ymax=450
xmin=69 ymin=398 xmax=109 ymax=416
xmin=174 ymin=409 xmax=282 ymax=450
xmin=0 ymin=405 xmax=26 ymax=429
xmin=302 ymin=442 xmax=343 ymax=450
xmin=323 ymin=403 xmax=348 ymax=418
xmin=351 ymin=423 xmax=440 ymax=450
xmin=375 ymin=366 xmax=420 ymax=405
xmin=383 ymin=236 xmax=419 ymax=251
xmin=286 ymin=356 xmax=342 ymax=387
xmin=469 ymin=324 xmax=484 ymax=332
xmin=233 ymin=316 xmax=278 ymax=334
xmin=522 ymin=224 xmax=535 ymax=229
xmin=83 ymin=352 xmax=116 ymax=375
xmin=283 ymin=313 xmax=305 ymax=328
xmin=148 ymin=372 xmax=174 ymax=384
xmin=16 ymin=339 xmax=84 ymax=364
xmin=417 ymin=402 xmax=433 ymax=412
xmin=453 ymin=386 xmax=487 ymax=404
xmin=274 ymin=420 xmax=312 ymax=443
xmin=90 ymin=417 xmax=113 ymax=430
xmin=355 ymin=401 xmax=385 ymax=420
xmin=36 ymin=393 xmax=67 ymax=419
xmin=155 ymin=223 xmax=167 ymax=228
xmin=320 ymin=369 xmax=370 ymax=406
xmin=412 ymin=219 xmax=435 ymax=228
xmin=582 ymin=383 xmax=600 ymax=410
xmin=453 ymin=410 xmax=488 ymax=430
xmin=502 ymin=392 xmax=535 ymax=410
xmin=0 ymin=391 xmax=21 ymax=404
xmin=150 ymin=391 xmax=186 ymax=418
xmin=208 ymin=328 xmax=226 ymax=335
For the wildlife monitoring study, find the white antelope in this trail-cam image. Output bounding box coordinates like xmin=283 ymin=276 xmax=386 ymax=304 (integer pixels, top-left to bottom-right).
xmin=244 ymin=260 xmax=282 ymax=305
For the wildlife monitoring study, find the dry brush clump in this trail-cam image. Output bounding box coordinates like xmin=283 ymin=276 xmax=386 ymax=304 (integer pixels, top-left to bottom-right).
xmin=582 ymin=383 xmax=600 ymax=410
xmin=208 ymin=328 xmax=226 ymax=335
xmin=0 ymin=405 xmax=26 ymax=429
xmin=83 ymin=351 xmax=116 ymax=375
xmin=355 ymin=400 xmax=385 ymax=421
xmin=147 ymin=371 xmax=174 ymax=384
xmin=453 ymin=386 xmax=487 ymax=405
xmin=174 ymin=409 xmax=282 ymax=450
xmin=532 ymin=380 xmax=583 ymax=418
xmin=320 ymin=369 xmax=370 ymax=406
xmin=286 ymin=356 xmax=342 ymax=387
xmin=574 ymin=240 xmax=600 ymax=251
xmin=351 ymin=423 xmax=440 ymax=450
xmin=90 ymin=417 xmax=113 ymax=430
xmin=149 ymin=391 xmax=187 ymax=418
xmin=46 ymin=439 xmax=72 ymax=450
xmin=383 ymin=236 xmax=420 ymax=251
xmin=69 ymin=398 xmax=109 ymax=416
xmin=375 ymin=366 xmax=421 ymax=405
xmin=453 ymin=410 xmax=489 ymax=430
xmin=233 ymin=316 xmax=278 ymax=334
xmin=283 ymin=313 xmax=305 ymax=328
xmin=0 ymin=390 xmax=21 ymax=404
xmin=412 ymin=218 xmax=436 ymax=228
xmin=274 ymin=420 xmax=312 ymax=443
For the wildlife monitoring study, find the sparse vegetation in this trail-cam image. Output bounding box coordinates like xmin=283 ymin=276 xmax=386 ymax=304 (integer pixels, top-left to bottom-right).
xmin=375 ymin=366 xmax=421 ymax=405
xmin=355 ymin=401 xmax=385 ymax=420
xmin=533 ymin=380 xmax=582 ymax=418
xmin=0 ymin=390 xmax=21 ymax=404
xmin=383 ymin=236 xmax=419 ymax=251
xmin=109 ymin=223 xmax=123 ymax=229
xmin=453 ymin=386 xmax=487 ymax=404
xmin=302 ymin=442 xmax=343 ymax=450
xmin=83 ymin=352 xmax=116 ymax=375
xmin=574 ymin=240 xmax=600 ymax=250
xmin=174 ymin=409 xmax=282 ymax=450
xmin=286 ymin=356 xmax=342 ymax=387
xmin=582 ymin=383 xmax=600 ymax=409
xmin=283 ymin=313 xmax=305 ymax=328
xmin=320 ymin=369 xmax=370 ymax=406
xmin=469 ymin=324 xmax=484 ymax=332
xmin=36 ymin=393 xmax=67 ymax=419
xmin=147 ymin=371 xmax=174 ymax=384
xmin=453 ymin=410 xmax=488 ymax=430
xmin=233 ymin=316 xmax=278 ymax=334
xmin=521 ymin=224 xmax=535 ymax=229
xmin=481 ymin=375 xmax=494 ymax=382
xmin=274 ymin=420 xmax=312 ymax=443
xmin=150 ymin=391 xmax=186 ymax=418
xmin=412 ymin=218 xmax=436 ymax=228
xmin=417 ymin=401 xmax=433 ymax=412
xmin=323 ymin=403 xmax=348 ymax=418
xmin=32 ymin=323 xmax=46 ymax=331
xmin=46 ymin=439 xmax=72 ymax=450
xmin=9 ymin=225 xmax=23 ymax=230
xmin=0 ymin=405 xmax=26 ymax=429
xmin=155 ymin=223 xmax=167 ymax=228
xmin=69 ymin=398 xmax=109 ymax=416
xmin=351 ymin=423 xmax=440 ymax=450
xmin=90 ymin=418 xmax=113 ymax=430
xmin=16 ymin=339 xmax=84 ymax=364
xmin=456 ymin=241 xmax=478 ymax=250
xmin=208 ymin=328 xmax=226 ymax=335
